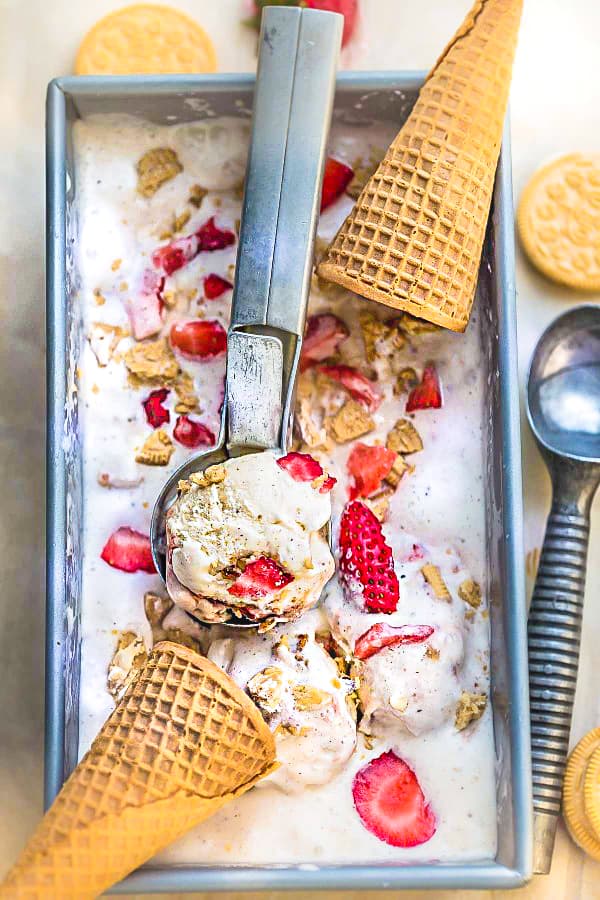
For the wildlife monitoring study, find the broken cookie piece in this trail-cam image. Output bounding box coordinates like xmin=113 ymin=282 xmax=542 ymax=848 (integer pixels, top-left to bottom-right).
xmin=88 ymin=322 xmax=129 ymax=367
xmin=458 ymin=579 xmax=482 ymax=609
xmin=136 ymin=147 xmax=183 ymax=197
xmin=455 ymin=691 xmax=487 ymax=731
xmin=247 ymin=666 xmax=287 ymax=715
xmin=292 ymin=684 xmax=332 ymax=711
xmin=328 ymin=399 xmax=374 ymax=443
xmin=394 ymin=367 xmax=419 ymax=396
xmin=386 ymin=418 xmax=423 ymax=455
xmin=124 ymin=338 xmax=180 ymax=385
xmin=384 ymin=455 xmax=410 ymax=488
xmin=107 ymin=631 xmax=148 ymax=701
xmin=189 ymin=463 xmax=227 ymax=488
xmin=421 ymin=564 xmax=451 ymax=601
xmin=173 ymin=370 xmax=200 ymax=413
xmin=135 ymin=429 xmax=175 ymax=466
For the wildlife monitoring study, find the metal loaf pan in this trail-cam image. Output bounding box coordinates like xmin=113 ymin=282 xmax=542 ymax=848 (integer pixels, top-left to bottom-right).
xmin=46 ymin=72 xmax=532 ymax=892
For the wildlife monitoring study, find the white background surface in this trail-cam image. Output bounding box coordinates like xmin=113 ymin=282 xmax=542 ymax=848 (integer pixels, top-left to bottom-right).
xmin=0 ymin=0 xmax=599 ymax=897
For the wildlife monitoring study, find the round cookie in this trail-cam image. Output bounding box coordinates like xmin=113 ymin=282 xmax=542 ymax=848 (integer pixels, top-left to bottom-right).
xmin=75 ymin=4 xmax=217 ymax=75
xmin=517 ymin=153 xmax=600 ymax=290
xmin=562 ymin=727 xmax=600 ymax=862
xmin=584 ymin=746 xmax=600 ymax=842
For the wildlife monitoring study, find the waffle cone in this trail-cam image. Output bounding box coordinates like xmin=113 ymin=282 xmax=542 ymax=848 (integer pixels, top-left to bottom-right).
xmin=0 ymin=642 xmax=276 ymax=899
xmin=317 ymin=0 xmax=523 ymax=332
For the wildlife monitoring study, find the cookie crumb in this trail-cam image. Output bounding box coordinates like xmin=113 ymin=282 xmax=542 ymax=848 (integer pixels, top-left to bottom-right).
xmin=421 ymin=564 xmax=451 ymax=601
xmin=135 ymin=429 xmax=175 ymax=466
xmin=455 ymin=692 xmax=487 ymax=731
xmin=136 ymin=147 xmax=182 ymax=197
xmin=458 ymin=579 xmax=482 ymax=609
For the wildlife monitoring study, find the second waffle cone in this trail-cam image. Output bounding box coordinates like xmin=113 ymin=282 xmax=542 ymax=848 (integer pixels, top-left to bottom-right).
xmin=317 ymin=0 xmax=523 ymax=332
xmin=1 ymin=642 xmax=277 ymax=899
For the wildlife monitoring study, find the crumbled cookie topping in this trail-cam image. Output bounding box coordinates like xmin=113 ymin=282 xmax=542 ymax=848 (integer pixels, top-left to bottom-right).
xmin=88 ymin=322 xmax=129 ymax=367
xmin=135 ymin=429 xmax=175 ymax=466
xmin=188 ymin=184 xmax=208 ymax=207
xmin=455 ymin=692 xmax=487 ymax=731
xmin=386 ymin=418 xmax=423 ymax=455
xmin=384 ymin=455 xmax=410 ymax=488
xmin=173 ymin=370 xmax=200 ymax=413
xmin=458 ymin=579 xmax=482 ymax=609
xmin=421 ymin=564 xmax=451 ymax=601
xmin=394 ymin=312 xmax=440 ymax=336
xmin=136 ymin=147 xmax=183 ymax=197
xmin=359 ymin=310 xmax=406 ymax=362
xmin=107 ymin=631 xmax=148 ymax=701
xmin=247 ymin=666 xmax=286 ymax=715
xmin=364 ymin=491 xmax=392 ymax=523
xmin=189 ymin=464 xmax=227 ymax=488
xmin=328 ymin=399 xmax=374 ymax=443
xmin=173 ymin=209 xmax=191 ymax=232
xmin=394 ymin=367 xmax=419 ymax=396
xmin=425 ymin=645 xmax=440 ymax=660
xmin=124 ymin=338 xmax=180 ymax=384
xmin=291 ymin=684 xmax=332 ymax=711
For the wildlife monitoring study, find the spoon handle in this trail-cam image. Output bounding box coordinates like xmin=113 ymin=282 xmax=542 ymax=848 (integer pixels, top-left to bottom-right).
xmin=528 ymin=479 xmax=592 ymax=874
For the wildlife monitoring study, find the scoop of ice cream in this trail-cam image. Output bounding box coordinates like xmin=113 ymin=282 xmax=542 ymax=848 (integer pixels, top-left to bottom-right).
xmin=207 ymin=616 xmax=357 ymax=792
xmin=166 ymin=450 xmax=335 ymax=624
xmin=325 ymin=537 xmax=471 ymax=737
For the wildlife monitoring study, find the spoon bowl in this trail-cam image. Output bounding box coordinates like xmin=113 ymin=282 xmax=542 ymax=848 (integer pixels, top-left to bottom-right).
xmin=526 ymin=304 xmax=600 ymax=874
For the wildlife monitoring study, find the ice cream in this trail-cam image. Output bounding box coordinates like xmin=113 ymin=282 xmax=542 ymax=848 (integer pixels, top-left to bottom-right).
xmin=166 ymin=451 xmax=335 ymax=624
xmin=207 ymin=614 xmax=357 ymax=791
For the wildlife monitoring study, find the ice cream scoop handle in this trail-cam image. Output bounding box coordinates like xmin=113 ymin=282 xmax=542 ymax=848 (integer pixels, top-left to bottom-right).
xmin=528 ymin=477 xmax=593 ymax=874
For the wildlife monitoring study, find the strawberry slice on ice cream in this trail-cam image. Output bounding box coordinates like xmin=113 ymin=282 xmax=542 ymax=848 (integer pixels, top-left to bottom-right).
xmin=228 ymin=556 xmax=294 ymax=599
xmin=347 ymin=443 xmax=397 ymax=499
xmin=125 ymin=269 xmax=165 ymax=340
xmin=170 ymin=319 xmax=227 ymax=359
xmin=300 ymin=313 xmax=348 ymax=370
xmin=406 ymin=365 xmax=442 ymax=412
xmin=204 ymin=273 xmax=233 ymax=299
xmin=338 ymin=500 xmax=399 ymax=613
xmin=318 ymin=364 xmax=382 ymax=412
xmin=100 ymin=527 xmax=155 ymax=574
xmin=152 ymin=217 xmax=235 ymax=276
xmin=352 ymin=751 xmax=437 ymax=847
xmin=173 ymin=415 xmax=215 ymax=449
xmin=142 ymin=388 xmax=170 ymax=429
xmin=321 ymin=157 xmax=355 ymax=211
xmin=354 ymin=623 xmax=434 ymax=661
xmin=277 ymin=451 xmax=337 ymax=493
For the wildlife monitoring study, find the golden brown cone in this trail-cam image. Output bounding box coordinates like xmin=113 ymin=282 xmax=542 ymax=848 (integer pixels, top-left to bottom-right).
xmin=0 ymin=642 xmax=276 ymax=899
xmin=317 ymin=0 xmax=523 ymax=332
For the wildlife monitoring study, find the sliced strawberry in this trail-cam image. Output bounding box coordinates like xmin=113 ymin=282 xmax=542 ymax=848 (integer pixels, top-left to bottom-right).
xmin=320 ymin=475 xmax=337 ymax=494
xmin=196 ymin=216 xmax=236 ymax=252
xmin=152 ymin=217 xmax=235 ymax=276
xmin=354 ymin=623 xmax=434 ymax=661
xmin=321 ymin=157 xmax=355 ymax=211
xmin=277 ymin=451 xmax=323 ymax=481
xmin=125 ymin=269 xmax=165 ymax=340
xmin=100 ymin=527 xmax=155 ymax=574
xmin=173 ymin=415 xmax=215 ymax=449
xmin=300 ymin=313 xmax=349 ymax=370
xmin=318 ymin=364 xmax=382 ymax=412
xmin=248 ymin=1 xmax=358 ymax=46
xmin=228 ymin=556 xmax=294 ymax=598
xmin=142 ymin=388 xmax=170 ymax=429
xmin=352 ymin=751 xmax=437 ymax=848
xmin=347 ymin=443 xmax=397 ymax=499
xmin=170 ymin=319 xmax=227 ymax=360
xmin=152 ymin=233 xmax=200 ymax=276
xmin=338 ymin=500 xmax=399 ymax=613
xmin=406 ymin=365 xmax=442 ymax=412
xmin=204 ymin=273 xmax=233 ymax=300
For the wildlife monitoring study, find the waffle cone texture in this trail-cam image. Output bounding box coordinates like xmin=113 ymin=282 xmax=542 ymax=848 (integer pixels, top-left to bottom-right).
xmin=317 ymin=0 xmax=523 ymax=331
xmin=0 ymin=642 xmax=276 ymax=900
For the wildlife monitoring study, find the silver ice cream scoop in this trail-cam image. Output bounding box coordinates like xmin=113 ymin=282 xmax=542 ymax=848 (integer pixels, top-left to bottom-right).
xmin=526 ymin=304 xmax=600 ymax=873
xmin=150 ymin=6 xmax=342 ymax=623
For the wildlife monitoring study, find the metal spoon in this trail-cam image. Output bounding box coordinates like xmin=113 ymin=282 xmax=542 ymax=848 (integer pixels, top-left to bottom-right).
xmin=526 ymin=304 xmax=600 ymax=873
xmin=150 ymin=6 xmax=342 ymax=623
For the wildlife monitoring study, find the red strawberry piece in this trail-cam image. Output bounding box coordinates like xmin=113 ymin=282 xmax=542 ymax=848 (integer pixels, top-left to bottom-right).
xmin=249 ymin=0 xmax=358 ymax=47
xmin=142 ymin=388 xmax=170 ymax=429
xmin=204 ymin=272 xmax=233 ymax=300
xmin=320 ymin=475 xmax=337 ymax=494
xmin=125 ymin=268 xmax=166 ymax=339
xmin=196 ymin=216 xmax=236 ymax=252
xmin=173 ymin=415 xmax=215 ymax=449
xmin=406 ymin=365 xmax=442 ymax=412
xmin=300 ymin=313 xmax=349 ymax=370
xmin=352 ymin=750 xmax=437 ymax=848
xmin=321 ymin=157 xmax=355 ymax=211
xmin=318 ymin=364 xmax=382 ymax=412
xmin=152 ymin=233 xmax=200 ymax=276
xmin=277 ymin=451 xmax=323 ymax=482
xmin=347 ymin=443 xmax=397 ymax=499
xmin=228 ymin=556 xmax=294 ymax=599
xmin=406 ymin=543 xmax=425 ymax=562
xmin=170 ymin=319 xmax=227 ymax=359
xmin=100 ymin=527 xmax=155 ymax=574
xmin=354 ymin=623 xmax=434 ymax=661
xmin=338 ymin=500 xmax=399 ymax=613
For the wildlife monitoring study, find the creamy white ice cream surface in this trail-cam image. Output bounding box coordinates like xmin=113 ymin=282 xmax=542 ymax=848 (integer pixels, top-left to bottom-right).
xmin=74 ymin=113 xmax=497 ymax=865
